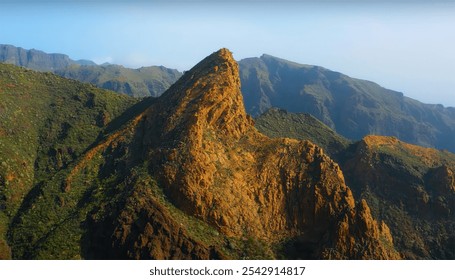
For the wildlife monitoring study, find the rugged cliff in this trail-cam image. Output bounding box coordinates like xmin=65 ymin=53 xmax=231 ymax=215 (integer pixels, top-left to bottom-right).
xmin=4 ymin=49 xmax=400 ymax=259
xmin=68 ymin=49 xmax=400 ymax=259
xmin=256 ymin=110 xmax=455 ymax=259
xmin=341 ymin=136 xmax=455 ymax=259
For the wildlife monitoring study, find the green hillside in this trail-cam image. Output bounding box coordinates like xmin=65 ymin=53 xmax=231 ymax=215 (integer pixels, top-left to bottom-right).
xmin=0 ymin=63 xmax=138 ymax=258
xmin=255 ymin=108 xmax=350 ymax=157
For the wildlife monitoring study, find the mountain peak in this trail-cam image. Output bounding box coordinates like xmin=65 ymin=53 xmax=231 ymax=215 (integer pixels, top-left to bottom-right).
xmin=215 ymin=47 xmax=235 ymax=61
xmin=156 ymin=48 xmax=253 ymax=140
xmin=2 ymin=49 xmax=404 ymax=260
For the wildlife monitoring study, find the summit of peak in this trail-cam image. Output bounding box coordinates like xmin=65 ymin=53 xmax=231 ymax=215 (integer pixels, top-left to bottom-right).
xmin=214 ymin=48 xmax=234 ymax=61
xmin=147 ymin=48 xmax=252 ymax=141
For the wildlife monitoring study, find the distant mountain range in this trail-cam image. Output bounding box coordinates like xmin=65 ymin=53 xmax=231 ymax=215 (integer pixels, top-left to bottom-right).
xmin=55 ymin=64 xmax=182 ymax=98
xmin=0 ymin=44 xmax=181 ymax=97
xmin=0 ymin=44 xmax=95 ymax=71
xmin=1 ymin=48 xmax=454 ymax=259
xmin=1 ymin=44 xmax=454 ymax=153
xmin=239 ymin=55 xmax=455 ymax=152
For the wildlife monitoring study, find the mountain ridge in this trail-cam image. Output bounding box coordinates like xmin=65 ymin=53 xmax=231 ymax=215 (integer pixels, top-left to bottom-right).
xmin=2 ymin=49 xmax=402 ymax=259
xmin=255 ymin=108 xmax=350 ymax=157
xmin=239 ymin=54 xmax=455 ymax=153
xmin=0 ymin=44 xmax=182 ymax=98
xmin=2 ymin=48 xmax=454 ymax=259
xmin=256 ymin=108 xmax=455 ymax=259
xmin=0 ymin=44 xmax=96 ymax=71
xmin=86 ymin=48 xmax=400 ymax=258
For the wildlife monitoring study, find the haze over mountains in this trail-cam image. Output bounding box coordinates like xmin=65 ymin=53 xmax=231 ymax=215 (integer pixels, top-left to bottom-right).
xmin=239 ymin=55 xmax=455 ymax=153
xmin=0 ymin=44 xmax=181 ymax=98
xmin=0 ymin=44 xmax=96 ymax=71
xmin=2 ymin=44 xmax=454 ymax=153
xmin=1 ymin=47 xmax=454 ymax=259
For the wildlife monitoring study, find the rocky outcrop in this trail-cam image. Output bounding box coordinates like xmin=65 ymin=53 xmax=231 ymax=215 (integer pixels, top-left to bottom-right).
xmin=4 ymin=48 xmax=402 ymax=259
xmin=85 ymin=184 xmax=223 ymax=260
xmin=99 ymin=49 xmax=400 ymax=259
xmin=341 ymin=135 xmax=455 ymax=259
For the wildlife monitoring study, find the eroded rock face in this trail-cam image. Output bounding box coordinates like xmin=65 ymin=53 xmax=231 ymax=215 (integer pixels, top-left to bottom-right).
xmin=341 ymin=135 xmax=455 ymax=259
xmin=103 ymin=49 xmax=400 ymax=259
xmin=85 ymin=185 xmax=223 ymax=260
xmin=52 ymin=49 xmax=401 ymax=259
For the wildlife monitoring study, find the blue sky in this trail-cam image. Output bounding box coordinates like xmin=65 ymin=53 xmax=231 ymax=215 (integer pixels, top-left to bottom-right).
xmin=1 ymin=0 xmax=455 ymax=107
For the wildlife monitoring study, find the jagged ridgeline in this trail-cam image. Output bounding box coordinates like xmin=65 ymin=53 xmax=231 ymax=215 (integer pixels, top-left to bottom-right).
xmin=256 ymin=112 xmax=455 ymax=259
xmin=340 ymin=136 xmax=455 ymax=259
xmin=1 ymin=50 xmax=401 ymax=259
xmin=3 ymin=44 xmax=455 ymax=154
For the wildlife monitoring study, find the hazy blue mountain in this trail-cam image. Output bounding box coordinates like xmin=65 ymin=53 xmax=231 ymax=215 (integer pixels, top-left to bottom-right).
xmin=0 ymin=44 xmax=182 ymax=97
xmin=0 ymin=44 xmax=96 ymax=71
xmin=239 ymin=54 xmax=455 ymax=152
xmin=55 ymin=64 xmax=182 ymax=98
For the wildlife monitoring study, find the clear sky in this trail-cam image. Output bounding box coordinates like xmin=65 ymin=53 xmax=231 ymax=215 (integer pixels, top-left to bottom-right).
xmin=1 ymin=0 xmax=455 ymax=107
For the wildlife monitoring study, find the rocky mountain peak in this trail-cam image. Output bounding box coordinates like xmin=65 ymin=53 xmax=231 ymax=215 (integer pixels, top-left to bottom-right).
xmin=152 ymin=48 xmax=253 ymax=141
xmin=119 ymin=49 xmax=401 ymax=259
xmin=1 ymin=49 xmax=404 ymax=260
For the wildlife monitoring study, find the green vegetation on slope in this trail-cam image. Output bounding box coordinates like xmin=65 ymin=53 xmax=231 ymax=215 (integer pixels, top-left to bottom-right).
xmin=340 ymin=136 xmax=455 ymax=259
xmin=5 ymin=44 xmax=455 ymax=154
xmin=1 ymin=63 xmax=271 ymax=260
xmin=256 ymin=107 xmax=455 ymax=259
xmin=55 ymin=64 xmax=182 ymax=98
xmin=255 ymin=107 xmax=350 ymax=156
xmin=2 ymin=48 xmax=453 ymax=260
xmin=0 ymin=63 xmax=138 ymax=258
